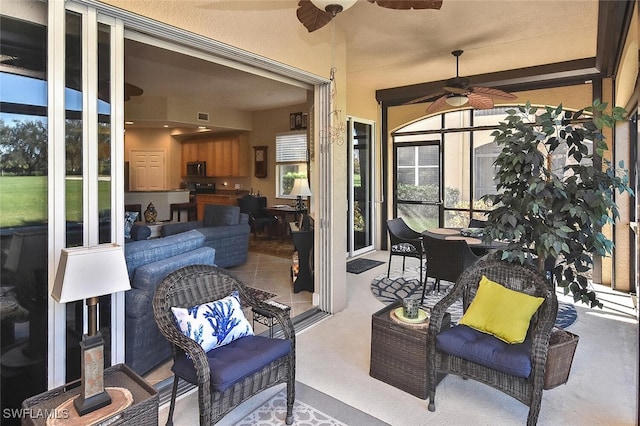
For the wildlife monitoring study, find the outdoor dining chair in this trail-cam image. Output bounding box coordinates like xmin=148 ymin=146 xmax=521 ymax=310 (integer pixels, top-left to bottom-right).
xmin=386 ymin=218 xmax=426 ymax=285
xmin=421 ymin=234 xmax=481 ymax=303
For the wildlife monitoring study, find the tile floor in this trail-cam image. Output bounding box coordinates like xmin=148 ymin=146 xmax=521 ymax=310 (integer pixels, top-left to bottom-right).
xmin=143 ymin=250 xmax=315 ymax=387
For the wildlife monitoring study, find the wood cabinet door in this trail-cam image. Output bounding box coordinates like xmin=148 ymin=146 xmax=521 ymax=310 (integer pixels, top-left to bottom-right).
xmin=181 ymin=141 xmax=201 ymax=176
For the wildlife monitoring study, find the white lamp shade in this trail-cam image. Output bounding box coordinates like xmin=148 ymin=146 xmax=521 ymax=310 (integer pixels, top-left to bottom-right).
xmin=290 ymin=178 xmax=313 ymax=197
xmin=445 ymin=95 xmax=469 ymax=107
xmin=311 ymin=0 xmax=358 ymax=12
xmin=52 ymin=244 xmax=130 ymax=303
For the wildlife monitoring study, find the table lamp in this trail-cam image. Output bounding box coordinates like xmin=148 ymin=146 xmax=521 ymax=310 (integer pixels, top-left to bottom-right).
xmin=52 ymin=244 xmax=130 ymax=416
xmin=290 ymin=178 xmax=312 ymax=213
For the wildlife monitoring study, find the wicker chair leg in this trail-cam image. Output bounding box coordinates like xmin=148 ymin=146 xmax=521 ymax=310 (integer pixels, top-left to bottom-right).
xmin=165 ymin=375 xmax=179 ymax=426
xmin=428 ymin=392 xmax=436 ymax=412
xmin=526 ymin=394 xmax=542 ymax=426
xmin=387 ymin=253 xmax=392 ymax=277
xmin=285 ymin=366 xmax=295 ymax=425
xmin=402 ymin=256 xmax=406 ymax=272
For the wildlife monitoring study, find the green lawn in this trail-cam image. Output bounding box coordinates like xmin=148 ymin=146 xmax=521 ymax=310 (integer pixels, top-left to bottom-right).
xmin=0 ymin=176 xmax=111 ymax=228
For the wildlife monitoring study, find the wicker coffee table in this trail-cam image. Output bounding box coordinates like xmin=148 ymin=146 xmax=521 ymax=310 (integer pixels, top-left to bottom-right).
xmin=370 ymin=301 xmax=450 ymax=399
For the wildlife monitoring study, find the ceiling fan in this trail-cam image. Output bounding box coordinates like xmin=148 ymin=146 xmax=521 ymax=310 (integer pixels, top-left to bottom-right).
xmin=407 ymin=50 xmax=517 ymax=114
xmin=296 ymin=0 xmax=443 ymax=32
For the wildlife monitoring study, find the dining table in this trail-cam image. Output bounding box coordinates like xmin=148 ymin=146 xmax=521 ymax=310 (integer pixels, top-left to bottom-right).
xmin=421 ymin=227 xmax=506 ymax=256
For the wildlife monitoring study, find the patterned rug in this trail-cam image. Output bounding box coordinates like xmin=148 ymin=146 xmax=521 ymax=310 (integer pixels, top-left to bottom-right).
xmin=248 ymin=237 xmax=295 ymax=259
xmin=235 ymin=382 xmax=388 ymax=426
xmin=236 ymin=390 xmax=346 ymax=426
xmin=371 ymin=266 xmax=578 ymax=328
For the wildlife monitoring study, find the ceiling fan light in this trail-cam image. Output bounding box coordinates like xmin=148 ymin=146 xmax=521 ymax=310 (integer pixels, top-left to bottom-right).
xmin=445 ymin=95 xmax=469 ymax=107
xmin=311 ymin=0 xmax=358 ymax=14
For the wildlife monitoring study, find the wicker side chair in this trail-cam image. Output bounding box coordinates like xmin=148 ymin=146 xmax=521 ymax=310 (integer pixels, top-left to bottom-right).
xmin=153 ymin=264 xmax=295 ymax=425
xmin=427 ymin=258 xmax=557 ymax=426
xmin=386 ymin=218 xmax=426 ymax=285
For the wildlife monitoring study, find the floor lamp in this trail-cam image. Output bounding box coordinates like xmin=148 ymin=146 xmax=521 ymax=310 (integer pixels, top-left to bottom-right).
xmin=52 ymin=244 xmax=130 ymax=416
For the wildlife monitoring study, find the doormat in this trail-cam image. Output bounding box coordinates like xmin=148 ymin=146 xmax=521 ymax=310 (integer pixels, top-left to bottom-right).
xmin=346 ymin=258 xmax=385 ymax=274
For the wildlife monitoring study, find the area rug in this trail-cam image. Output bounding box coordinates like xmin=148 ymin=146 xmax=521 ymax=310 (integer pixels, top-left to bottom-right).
xmin=371 ymin=269 xmax=578 ymax=328
xmin=248 ymin=237 xmax=295 ymax=259
xmin=346 ymin=258 xmax=385 ymax=274
xmin=235 ymin=382 xmax=389 ymax=426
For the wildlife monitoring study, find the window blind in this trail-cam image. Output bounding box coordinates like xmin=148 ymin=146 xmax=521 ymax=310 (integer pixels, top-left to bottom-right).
xmin=276 ymin=132 xmax=307 ymax=163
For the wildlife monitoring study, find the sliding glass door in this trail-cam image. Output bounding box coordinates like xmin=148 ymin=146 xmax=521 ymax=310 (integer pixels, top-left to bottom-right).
xmin=347 ymin=117 xmax=375 ymax=255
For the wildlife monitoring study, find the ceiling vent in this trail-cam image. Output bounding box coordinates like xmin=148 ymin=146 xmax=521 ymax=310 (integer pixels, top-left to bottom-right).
xmin=197 ymin=112 xmax=209 ymax=122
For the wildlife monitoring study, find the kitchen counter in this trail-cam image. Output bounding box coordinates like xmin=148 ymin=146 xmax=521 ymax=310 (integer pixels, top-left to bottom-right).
xmin=195 ymin=193 xmax=243 ymax=219
xmin=125 ymin=190 xmax=190 ymax=221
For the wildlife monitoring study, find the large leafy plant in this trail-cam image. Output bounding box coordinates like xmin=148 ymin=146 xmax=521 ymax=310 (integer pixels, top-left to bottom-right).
xmin=482 ymin=100 xmax=632 ymax=307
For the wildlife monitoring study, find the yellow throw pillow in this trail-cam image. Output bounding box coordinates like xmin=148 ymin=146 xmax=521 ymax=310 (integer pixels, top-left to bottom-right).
xmin=459 ymin=275 xmax=545 ymax=344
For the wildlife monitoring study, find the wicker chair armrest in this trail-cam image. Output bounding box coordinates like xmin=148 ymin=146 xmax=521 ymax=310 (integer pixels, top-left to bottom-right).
xmin=529 ymin=288 xmax=558 ymax=378
xmin=234 ymin=283 xmax=296 ymax=341
xmin=254 ymin=301 xmax=296 ymax=340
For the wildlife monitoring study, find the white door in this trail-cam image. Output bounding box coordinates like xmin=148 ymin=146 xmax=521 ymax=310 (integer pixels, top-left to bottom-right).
xmin=130 ymin=149 xmax=166 ymax=190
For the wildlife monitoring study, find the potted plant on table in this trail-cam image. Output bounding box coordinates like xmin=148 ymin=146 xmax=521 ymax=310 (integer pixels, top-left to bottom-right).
xmin=482 ymin=100 xmax=632 ymax=308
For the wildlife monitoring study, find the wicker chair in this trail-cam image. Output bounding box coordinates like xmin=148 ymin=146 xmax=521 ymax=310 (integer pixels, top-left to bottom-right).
xmin=153 ymin=265 xmax=295 ymax=425
xmin=386 ymin=218 xmax=426 ymax=285
xmin=427 ymin=258 xmax=558 ymax=426
xmin=421 ymin=234 xmax=481 ymax=301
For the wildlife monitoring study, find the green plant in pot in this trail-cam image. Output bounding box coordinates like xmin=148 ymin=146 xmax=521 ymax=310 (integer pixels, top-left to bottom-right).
xmin=482 ymin=100 xmax=632 ymax=308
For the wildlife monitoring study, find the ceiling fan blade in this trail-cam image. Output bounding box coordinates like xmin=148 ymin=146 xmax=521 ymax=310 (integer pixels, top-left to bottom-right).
xmin=126 ymin=82 xmax=143 ymax=98
xmin=297 ymin=0 xmax=333 ymax=32
xmin=424 ymin=94 xmax=450 ymax=114
xmin=404 ymin=90 xmax=446 ymax=105
xmin=368 ymin=0 xmax=443 ymax=10
xmin=471 ymin=86 xmax=517 ymax=100
xmin=467 ymin=93 xmax=495 ymax=110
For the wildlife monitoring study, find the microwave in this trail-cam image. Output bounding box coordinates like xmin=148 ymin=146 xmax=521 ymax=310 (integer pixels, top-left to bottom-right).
xmin=186 ymin=161 xmax=206 ymax=177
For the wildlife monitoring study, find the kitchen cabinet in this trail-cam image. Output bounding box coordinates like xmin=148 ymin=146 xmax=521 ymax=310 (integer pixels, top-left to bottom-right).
xmin=181 ymin=141 xmax=202 ymax=176
xmin=181 ymin=134 xmax=249 ymax=177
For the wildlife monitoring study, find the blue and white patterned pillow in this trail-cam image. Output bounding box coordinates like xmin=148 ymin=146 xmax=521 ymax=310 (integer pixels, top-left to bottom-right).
xmin=124 ymin=211 xmax=138 ymax=239
xmin=171 ymin=291 xmax=254 ymax=353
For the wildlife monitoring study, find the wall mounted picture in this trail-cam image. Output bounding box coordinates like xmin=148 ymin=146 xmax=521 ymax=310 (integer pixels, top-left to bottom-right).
xmin=290 ymin=112 xmax=307 ymax=130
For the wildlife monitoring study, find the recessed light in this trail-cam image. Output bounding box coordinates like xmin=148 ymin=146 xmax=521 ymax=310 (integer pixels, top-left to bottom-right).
xmin=125 ymin=121 xmax=134 ymax=125
xmin=163 ymin=124 xmax=169 ymax=128
xmin=198 ymin=126 xmax=208 ymax=130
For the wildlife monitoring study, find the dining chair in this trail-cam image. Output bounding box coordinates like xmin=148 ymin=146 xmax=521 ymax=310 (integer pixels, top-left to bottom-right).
xmin=421 ymin=234 xmax=481 ymax=303
xmin=386 ymin=218 xmax=425 ymax=285
xmin=238 ymin=195 xmax=278 ymax=239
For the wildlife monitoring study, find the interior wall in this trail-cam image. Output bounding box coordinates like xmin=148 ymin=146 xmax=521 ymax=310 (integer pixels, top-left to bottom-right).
xmin=250 ymin=102 xmax=309 ymax=205
xmin=124 ymin=127 xmax=182 ymax=190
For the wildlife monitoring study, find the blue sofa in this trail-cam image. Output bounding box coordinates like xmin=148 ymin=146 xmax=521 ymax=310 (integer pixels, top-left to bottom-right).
xmin=124 ymin=229 xmax=216 ymax=375
xmin=161 ymin=204 xmax=251 ymax=268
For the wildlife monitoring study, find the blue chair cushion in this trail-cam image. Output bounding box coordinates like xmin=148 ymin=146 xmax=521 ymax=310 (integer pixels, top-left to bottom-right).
xmin=172 ymin=335 xmax=291 ymax=392
xmin=436 ymin=325 xmax=532 ymax=378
